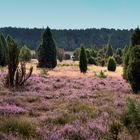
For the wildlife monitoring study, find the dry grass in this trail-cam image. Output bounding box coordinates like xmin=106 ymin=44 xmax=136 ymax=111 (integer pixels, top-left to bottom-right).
xmin=26 ymin=59 xmax=123 ymax=78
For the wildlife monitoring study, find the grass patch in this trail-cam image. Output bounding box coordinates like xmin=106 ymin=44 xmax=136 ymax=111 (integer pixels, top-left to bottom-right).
xmin=51 ymin=102 xmax=95 ymax=124
xmin=0 ymin=116 xmax=36 ymax=138
xmin=41 ymin=68 xmax=48 ymax=76
xmin=47 ymin=113 xmax=76 ymax=125
xmin=94 ymin=70 xmax=107 ymax=79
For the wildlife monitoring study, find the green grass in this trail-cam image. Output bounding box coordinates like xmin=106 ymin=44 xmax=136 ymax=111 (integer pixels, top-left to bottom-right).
xmin=46 ymin=102 xmax=95 ymax=125
xmin=0 ymin=116 xmax=36 ymax=138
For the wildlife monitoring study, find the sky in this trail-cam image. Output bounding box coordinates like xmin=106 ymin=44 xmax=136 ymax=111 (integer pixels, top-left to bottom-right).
xmin=0 ymin=0 xmax=139 ymax=29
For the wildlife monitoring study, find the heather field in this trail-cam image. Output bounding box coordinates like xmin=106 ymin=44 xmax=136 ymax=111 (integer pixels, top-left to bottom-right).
xmin=0 ymin=59 xmax=139 ymax=140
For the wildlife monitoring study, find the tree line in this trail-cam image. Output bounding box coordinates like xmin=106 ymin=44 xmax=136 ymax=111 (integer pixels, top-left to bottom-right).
xmin=0 ymin=27 xmax=133 ymax=51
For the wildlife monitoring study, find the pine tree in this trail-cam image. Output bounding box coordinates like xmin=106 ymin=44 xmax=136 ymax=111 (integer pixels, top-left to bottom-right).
xmin=106 ymin=43 xmax=113 ymax=57
xmin=37 ymin=27 xmax=57 ymax=68
xmin=0 ymin=33 xmax=8 ymax=66
xmin=79 ymin=45 xmax=87 ymax=73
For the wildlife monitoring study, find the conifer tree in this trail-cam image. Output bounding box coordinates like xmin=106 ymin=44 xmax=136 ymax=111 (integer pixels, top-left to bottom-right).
xmin=123 ymin=28 xmax=140 ymax=80
xmin=106 ymin=43 xmax=113 ymax=57
xmin=107 ymin=57 xmax=116 ymax=72
xmin=0 ymin=33 xmax=8 ymax=66
xmin=126 ymin=45 xmax=140 ymax=93
xmin=37 ymin=27 xmax=57 ymax=68
xmin=79 ymin=45 xmax=87 ymax=73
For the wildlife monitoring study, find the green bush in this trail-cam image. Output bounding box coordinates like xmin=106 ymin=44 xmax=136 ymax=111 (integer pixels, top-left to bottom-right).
xmin=0 ymin=116 xmax=36 ymax=138
xmin=101 ymin=59 xmax=105 ymax=67
xmin=98 ymin=70 xmax=107 ymax=79
xmin=88 ymin=57 xmax=96 ymax=65
xmin=79 ymin=45 xmax=87 ymax=73
xmin=114 ymin=55 xmax=122 ymax=65
xmin=64 ymin=53 xmax=71 ymax=60
xmin=19 ymin=45 xmax=32 ymax=62
xmin=107 ymin=57 xmax=116 ymax=72
xmin=126 ymin=45 xmax=140 ymax=93
xmin=123 ymin=47 xmax=130 ymax=80
xmin=121 ymin=99 xmax=140 ymax=135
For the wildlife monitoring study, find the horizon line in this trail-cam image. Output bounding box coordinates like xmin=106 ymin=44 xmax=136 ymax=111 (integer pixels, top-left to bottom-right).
xmin=0 ymin=26 xmax=137 ymax=30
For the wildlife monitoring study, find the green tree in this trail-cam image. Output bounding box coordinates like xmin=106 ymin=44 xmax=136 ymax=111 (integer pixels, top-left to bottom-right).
xmin=126 ymin=45 xmax=140 ymax=93
xmin=19 ymin=45 xmax=32 ymax=62
xmin=0 ymin=33 xmax=8 ymax=66
xmin=115 ymin=48 xmax=123 ymax=57
xmin=37 ymin=27 xmax=57 ymax=68
xmin=79 ymin=45 xmax=87 ymax=73
xmin=107 ymin=57 xmax=116 ymax=72
xmin=6 ymin=36 xmax=33 ymax=87
xmin=73 ymin=48 xmax=80 ymax=61
xmin=106 ymin=43 xmax=113 ymax=57
xmin=131 ymin=27 xmax=140 ymax=46
xmin=123 ymin=27 xmax=140 ymax=80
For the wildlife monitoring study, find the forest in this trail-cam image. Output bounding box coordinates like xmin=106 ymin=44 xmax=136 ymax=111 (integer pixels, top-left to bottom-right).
xmin=0 ymin=27 xmax=133 ymax=50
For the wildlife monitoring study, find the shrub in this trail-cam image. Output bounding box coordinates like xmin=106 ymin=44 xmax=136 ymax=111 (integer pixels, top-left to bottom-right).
xmin=64 ymin=53 xmax=71 ymax=60
xmin=98 ymin=70 xmax=107 ymax=79
xmin=73 ymin=48 xmax=80 ymax=61
xmin=121 ymin=99 xmax=140 ymax=135
xmin=123 ymin=47 xmax=130 ymax=80
xmin=114 ymin=55 xmax=122 ymax=65
xmin=108 ymin=120 xmax=122 ymax=140
xmin=126 ymin=45 xmax=140 ymax=93
xmin=37 ymin=27 xmax=57 ymax=68
xmin=79 ymin=45 xmax=87 ymax=73
xmin=57 ymin=48 xmax=65 ymax=62
xmin=107 ymin=57 xmax=116 ymax=72
xmin=6 ymin=36 xmax=33 ymax=87
xmin=101 ymin=59 xmax=105 ymax=67
xmin=19 ymin=45 xmax=32 ymax=62
xmin=88 ymin=57 xmax=96 ymax=65
xmin=0 ymin=116 xmax=36 ymax=138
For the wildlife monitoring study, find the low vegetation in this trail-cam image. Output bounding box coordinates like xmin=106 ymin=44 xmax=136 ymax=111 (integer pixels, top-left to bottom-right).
xmin=0 ymin=27 xmax=139 ymax=139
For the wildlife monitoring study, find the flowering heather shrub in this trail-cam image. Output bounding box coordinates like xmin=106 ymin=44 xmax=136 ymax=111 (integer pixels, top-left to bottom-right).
xmin=108 ymin=120 xmax=122 ymax=140
xmin=114 ymin=100 xmax=125 ymax=108
xmin=0 ymin=105 xmax=27 ymax=115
